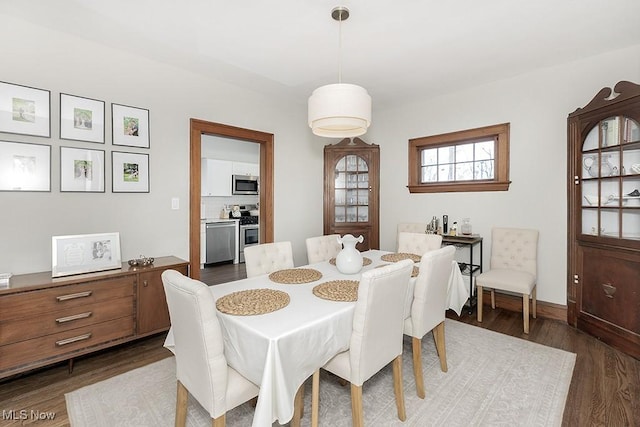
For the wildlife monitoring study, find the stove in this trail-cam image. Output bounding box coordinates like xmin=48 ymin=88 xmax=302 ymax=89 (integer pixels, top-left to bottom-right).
xmin=239 ymin=214 xmax=259 ymax=225
xmin=237 ymin=205 xmax=259 ymax=262
xmin=230 ymin=204 xmax=259 ymax=225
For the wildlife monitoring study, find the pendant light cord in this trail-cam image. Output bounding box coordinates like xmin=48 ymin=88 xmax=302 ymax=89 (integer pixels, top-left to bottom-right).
xmin=338 ymin=11 xmax=342 ymax=84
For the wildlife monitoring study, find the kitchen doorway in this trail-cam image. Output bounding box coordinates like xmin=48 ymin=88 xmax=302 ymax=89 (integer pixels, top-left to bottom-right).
xmin=189 ymin=119 xmax=274 ymax=280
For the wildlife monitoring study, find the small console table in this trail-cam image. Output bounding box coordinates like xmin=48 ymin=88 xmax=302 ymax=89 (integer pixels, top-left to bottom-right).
xmin=441 ymin=235 xmax=483 ymax=313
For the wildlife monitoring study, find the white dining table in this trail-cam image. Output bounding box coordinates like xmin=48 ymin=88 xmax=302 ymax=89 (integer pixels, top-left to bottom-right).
xmin=164 ymin=249 xmax=468 ymax=427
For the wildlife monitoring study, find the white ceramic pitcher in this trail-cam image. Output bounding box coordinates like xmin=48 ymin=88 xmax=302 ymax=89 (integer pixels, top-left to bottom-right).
xmin=336 ymin=234 xmax=364 ymax=274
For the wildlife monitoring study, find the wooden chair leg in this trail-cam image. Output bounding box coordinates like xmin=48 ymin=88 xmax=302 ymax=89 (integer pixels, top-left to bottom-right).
xmin=477 ymin=285 xmax=483 ymax=322
xmin=175 ymin=380 xmax=188 ymax=427
xmin=432 ymin=321 xmax=447 ymax=372
xmin=490 ymin=289 xmax=496 ymax=309
xmin=291 ymin=381 xmax=304 ymax=427
xmin=350 ymin=384 xmax=364 ymax=427
xmin=532 ymin=285 xmax=537 ymax=319
xmin=311 ymin=370 xmax=320 ymax=427
xmin=411 ymin=337 xmax=425 ymax=399
xmin=392 ymin=355 xmax=406 ymax=421
xmin=212 ymin=414 xmax=225 ymax=427
xmin=523 ymin=293 xmax=530 ymax=334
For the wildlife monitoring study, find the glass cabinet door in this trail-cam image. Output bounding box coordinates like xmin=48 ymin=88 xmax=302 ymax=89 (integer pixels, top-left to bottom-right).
xmin=334 ymin=154 xmax=369 ymax=223
xmin=581 ymin=116 xmax=640 ymax=240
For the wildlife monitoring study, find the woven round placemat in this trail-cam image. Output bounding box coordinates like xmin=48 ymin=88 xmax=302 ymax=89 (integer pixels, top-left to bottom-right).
xmin=216 ymin=289 xmax=290 ymax=316
xmin=328 ymin=257 xmax=372 ymax=266
xmin=268 ymin=268 xmax=322 ymax=284
xmin=313 ymin=280 xmax=359 ymax=302
xmin=380 ymin=252 xmax=422 ymax=263
xmin=375 ymin=264 xmax=419 ymax=277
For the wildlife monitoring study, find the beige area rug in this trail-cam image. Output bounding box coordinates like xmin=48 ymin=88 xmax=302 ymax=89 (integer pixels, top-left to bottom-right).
xmin=65 ymin=320 xmax=575 ymax=426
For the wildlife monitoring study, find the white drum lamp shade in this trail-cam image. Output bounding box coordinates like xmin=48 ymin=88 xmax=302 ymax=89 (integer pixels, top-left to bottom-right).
xmin=308 ymin=83 xmax=371 ymax=138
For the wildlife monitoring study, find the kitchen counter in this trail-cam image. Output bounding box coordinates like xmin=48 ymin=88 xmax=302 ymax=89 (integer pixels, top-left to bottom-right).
xmin=201 ymin=218 xmax=240 ymax=223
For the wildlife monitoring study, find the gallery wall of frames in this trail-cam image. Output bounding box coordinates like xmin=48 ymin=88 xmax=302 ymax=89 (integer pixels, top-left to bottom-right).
xmin=0 ymin=80 xmax=150 ymax=193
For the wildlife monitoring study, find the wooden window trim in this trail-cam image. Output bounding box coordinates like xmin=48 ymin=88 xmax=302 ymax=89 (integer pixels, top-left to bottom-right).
xmin=408 ymin=123 xmax=511 ymax=193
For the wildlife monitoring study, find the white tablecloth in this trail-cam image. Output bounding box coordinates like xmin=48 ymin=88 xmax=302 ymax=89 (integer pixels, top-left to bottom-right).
xmin=164 ymin=249 xmax=468 ymax=427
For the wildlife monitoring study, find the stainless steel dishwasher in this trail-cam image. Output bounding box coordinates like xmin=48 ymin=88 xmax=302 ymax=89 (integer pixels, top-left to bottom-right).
xmin=205 ymin=221 xmax=236 ymax=264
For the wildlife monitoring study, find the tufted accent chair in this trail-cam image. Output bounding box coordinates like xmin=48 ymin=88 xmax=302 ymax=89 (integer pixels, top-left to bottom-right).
xmin=476 ymin=227 xmax=539 ymax=334
xmin=397 ymin=232 xmax=443 ymax=256
xmin=305 ymin=234 xmax=342 ymax=264
xmin=244 ymin=241 xmax=294 ymax=278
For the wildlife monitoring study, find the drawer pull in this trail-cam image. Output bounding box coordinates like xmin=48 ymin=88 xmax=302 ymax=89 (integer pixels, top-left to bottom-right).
xmin=56 ymin=291 xmax=93 ymax=301
xmin=602 ymin=283 xmax=616 ymax=298
xmin=55 ymin=333 xmax=92 ymax=346
xmin=55 ymin=312 xmax=93 ymax=323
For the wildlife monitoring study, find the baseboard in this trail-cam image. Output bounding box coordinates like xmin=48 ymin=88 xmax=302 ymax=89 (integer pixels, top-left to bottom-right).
xmin=480 ymin=290 xmax=567 ymax=322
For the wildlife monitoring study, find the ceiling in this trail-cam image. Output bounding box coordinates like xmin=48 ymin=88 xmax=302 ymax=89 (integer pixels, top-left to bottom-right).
xmin=3 ymin=0 xmax=640 ymax=109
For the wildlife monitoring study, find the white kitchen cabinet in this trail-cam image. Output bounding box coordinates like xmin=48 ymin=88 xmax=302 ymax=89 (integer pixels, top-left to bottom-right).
xmin=232 ymin=161 xmax=259 ymax=177
xmin=202 ymin=158 xmax=232 ymax=197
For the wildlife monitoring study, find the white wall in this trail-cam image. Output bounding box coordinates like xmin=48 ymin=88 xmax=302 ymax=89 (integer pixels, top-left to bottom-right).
xmin=2 ymin=12 xmax=638 ymax=307
xmin=369 ymin=44 xmax=640 ymax=305
xmin=0 ymin=14 xmax=324 ymax=274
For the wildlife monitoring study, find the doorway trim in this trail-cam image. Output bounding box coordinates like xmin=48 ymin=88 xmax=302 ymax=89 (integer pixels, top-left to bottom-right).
xmin=190 ymin=119 xmax=274 ymax=279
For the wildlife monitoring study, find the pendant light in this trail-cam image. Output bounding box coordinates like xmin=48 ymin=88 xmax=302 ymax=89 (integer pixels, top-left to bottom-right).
xmin=308 ymin=6 xmax=371 ymax=138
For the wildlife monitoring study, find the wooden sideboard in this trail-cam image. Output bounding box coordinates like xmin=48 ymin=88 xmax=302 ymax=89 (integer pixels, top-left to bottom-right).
xmin=0 ymin=256 xmax=188 ymax=380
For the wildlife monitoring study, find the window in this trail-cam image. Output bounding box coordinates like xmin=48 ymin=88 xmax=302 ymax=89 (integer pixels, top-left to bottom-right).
xmin=408 ymin=123 xmax=511 ymax=193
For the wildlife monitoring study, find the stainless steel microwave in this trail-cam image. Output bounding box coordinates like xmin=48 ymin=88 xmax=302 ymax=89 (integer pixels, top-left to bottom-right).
xmin=232 ymin=175 xmax=259 ymax=195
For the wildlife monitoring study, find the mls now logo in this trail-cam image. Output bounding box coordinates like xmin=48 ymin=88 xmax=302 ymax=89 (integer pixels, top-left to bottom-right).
xmin=2 ymin=409 xmax=56 ymax=421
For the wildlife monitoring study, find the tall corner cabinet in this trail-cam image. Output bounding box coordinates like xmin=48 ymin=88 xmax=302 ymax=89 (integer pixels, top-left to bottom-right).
xmin=567 ymin=80 xmax=640 ymax=359
xmin=324 ymin=137 xmax=380 ymax=250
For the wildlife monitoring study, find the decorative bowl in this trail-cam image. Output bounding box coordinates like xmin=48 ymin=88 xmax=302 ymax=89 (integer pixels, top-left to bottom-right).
xmin=128 ymin=257 xmax=154 ymax=267
xmin=140 ymin=257 xmax=154 ymax=266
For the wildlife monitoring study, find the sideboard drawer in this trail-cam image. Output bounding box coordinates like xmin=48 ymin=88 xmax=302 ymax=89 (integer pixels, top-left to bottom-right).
xmin=0 ymin=276 xmax=135 ymax=322
xmin=0 ymin=296 xmax=134 ymax=346
xmin=0 ymin=315 xmax=134 ymax=371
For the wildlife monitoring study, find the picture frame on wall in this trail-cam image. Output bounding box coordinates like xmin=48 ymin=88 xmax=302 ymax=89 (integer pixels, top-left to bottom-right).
xmin=60 ymin=93 xmax=105 ymax=143
xmin=111 ymin=103 xmax=149 ymax=148
xmin=0 ymin=140 xmax=51 ymax=191
xmin=112 ymin=151 xmax=149 ymax=193
xmin=60 ymin=146 xmax=105 ymax=192
xmin=52 ymin=232 xmax=122 ymax=277
xmin=0 ymin=81 xmax=50 ymax=137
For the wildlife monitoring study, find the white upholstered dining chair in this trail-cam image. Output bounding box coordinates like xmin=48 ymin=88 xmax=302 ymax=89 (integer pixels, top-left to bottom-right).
xmin=397 ymin=222 xmax=428 ymax=234
xmin=476 ymin=227 xmax=539 ymax=334
xmin=311 ymin=259 xmax=414 ymax=427
xmin=161 ymin=269 xmax=260 ymax=427
xmin=244 ymin=241 xmax=294 ymax=278
xmin=305 ymin=234 xmax=342 ymax=264
xmin=397 ymin=231 xmax=443 ymax=256
xmin=396 ymin=223 xmax=428 ymax=251
xmin=403 ymin=245 xmax=456 ymax=398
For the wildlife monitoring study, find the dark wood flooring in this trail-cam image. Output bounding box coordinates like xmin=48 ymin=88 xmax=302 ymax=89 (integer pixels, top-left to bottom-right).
xmin=1 ymin=262 xmax=638 ymax=426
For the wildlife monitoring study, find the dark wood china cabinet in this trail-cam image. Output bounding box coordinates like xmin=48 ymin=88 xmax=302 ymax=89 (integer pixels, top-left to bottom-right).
xmin=324 ymin=137 xmax=380 ymax=250
xmin=567 ymin=81 xmax=640 ymax=359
